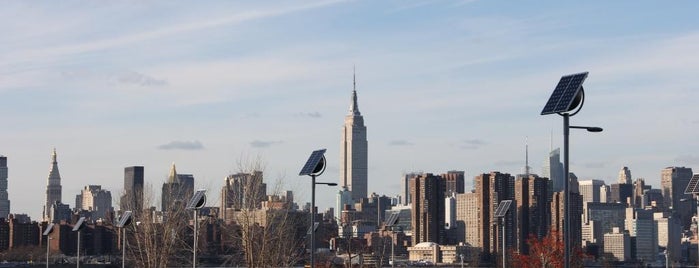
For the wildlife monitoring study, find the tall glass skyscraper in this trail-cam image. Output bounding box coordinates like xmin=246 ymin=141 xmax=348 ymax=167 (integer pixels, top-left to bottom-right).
xmin=542 ymin=148 xmax=564 ymax=192
xmin=0 ymin=156 xmax=9 ymax=218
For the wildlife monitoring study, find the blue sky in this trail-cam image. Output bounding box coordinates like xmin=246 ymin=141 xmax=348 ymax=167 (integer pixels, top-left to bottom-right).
xmin=2 ymin=1 xmax=698 ymax=220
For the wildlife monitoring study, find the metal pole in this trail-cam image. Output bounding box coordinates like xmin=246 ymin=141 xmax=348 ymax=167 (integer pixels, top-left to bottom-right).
xmin=122 ymin=228 xmax=126 ymax=268
xmin=46 ymin=236 xmax=50 ymax=268
xmin=311 ymin=174 xmax=316 ymax=268
xmin=77 ymin=231 xmax=80 ymax=268
xmin=391 ymin=230 xmax=395 ymax=268
xmin=563 ymin=113 xmax=570 ymax=268
xmin=193 ymin=209 xmax=198 ymax=268
xmin=502 ymin=218 xmax=506 ymax=268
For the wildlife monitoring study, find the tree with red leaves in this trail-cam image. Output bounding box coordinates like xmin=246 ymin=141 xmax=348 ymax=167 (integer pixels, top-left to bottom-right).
xmin=512 ymin=230 xmax=586 ymax=268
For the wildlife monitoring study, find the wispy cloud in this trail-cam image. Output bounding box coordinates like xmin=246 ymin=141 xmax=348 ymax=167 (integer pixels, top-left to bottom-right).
xmin=250 ymin=140 xmax=283 ymax=148
xmin=459 ymin=139 xmax=487 ymax=150
xmin=296 ymin=112 xmax=322 ymax=118
xmin=389 ymin=140 xmax=414 ymax=146
xmin=157 ymin=140 xmax=204 ymax=150
xmin=1 ymin=0 xmax=347 ymax=71
xmin=117 ymin=71 xmax=167 ymax=87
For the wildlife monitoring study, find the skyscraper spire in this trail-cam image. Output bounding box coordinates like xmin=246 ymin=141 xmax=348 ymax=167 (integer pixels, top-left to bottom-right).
xmin=168 ymin=162 xmax=178 ymax=183
xmin=44 ymin=148 xmax=63 ymax=222
xmin=349 ymin=67 xmax=360 ymax=116
xmin=550 ymin=129 xmax=553 ymax=152
xmin=525 ymin=136 xmax=530 ymax=176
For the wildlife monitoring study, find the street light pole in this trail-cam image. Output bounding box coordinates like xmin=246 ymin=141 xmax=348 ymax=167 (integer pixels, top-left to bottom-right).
xmin=311 ymin=174 xmax=316 ymax=268
xmin=77 ymin=230 xmax=81 ymax=268
xmin=46 ymin=237 xmax=50 ymax=268
xmin=122 ymin=228 xmax=126 ymax=268
xmin=391 ymin=230 xmax=394 ymax=268
xmin=563 ymin=113 xmax=570 ymax=268
xmin=193 ymin=209 xmax=198 ymax=268
xmin=299 ymin=149 xmax=331 ymax=268
xmin=502 ymin=217 xmax=506 ymax=268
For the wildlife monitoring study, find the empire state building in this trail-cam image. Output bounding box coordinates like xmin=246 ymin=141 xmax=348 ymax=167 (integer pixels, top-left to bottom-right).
xmin=340 ymin=73 xmax=368 ymax=201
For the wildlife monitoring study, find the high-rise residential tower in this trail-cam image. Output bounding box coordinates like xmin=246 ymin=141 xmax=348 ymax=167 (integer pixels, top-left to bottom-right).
xmin=472 ymin=171 xmax=515 ymax=260
xmin=43 ymin=149 xmax=62 ymax=222
xmin=441 ymin=171 xmax=465 ymax=197
xmin=0 ymin=156 xmax=9 ymax=218
xmin=121 ymin=166 xmax=144 ymax=213
xmin=410 ymin=173 xmax=445 ymax=245
xmin=340 ymin=72 xmax=368 ymax=201
xmin=514 ymin=174 xmax=549 ymax=254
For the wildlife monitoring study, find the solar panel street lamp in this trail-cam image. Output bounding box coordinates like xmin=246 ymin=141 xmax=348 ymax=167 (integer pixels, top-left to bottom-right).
xmin=384 ymin=211 xmax=401 ymax=268
xmin=72 ymin=217 xmax=86 ymax=268
xmin=494 ymin=200 xmax=512 ymax=268
xmin=300 ymin=149 xmax=336 ymax=268
xmin=541 ymin=72 xmax=602 ymax=268
xmin=43 ymin=223 xmax=55 ymax=268
xmin=116 ymin=211 xmax=133 ymax=268
xmin=186 ymin=189 xmax=207 ymax=268
xmin=684 ymin=174 xmax=699 ymax=265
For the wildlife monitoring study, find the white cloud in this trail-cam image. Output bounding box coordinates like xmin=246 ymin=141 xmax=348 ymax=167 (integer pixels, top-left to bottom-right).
xmin=157 ymin=140 xmax=204 ymax=150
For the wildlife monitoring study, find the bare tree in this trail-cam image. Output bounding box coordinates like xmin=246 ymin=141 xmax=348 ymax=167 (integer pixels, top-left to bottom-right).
xmin=122 ymin=183 xmax=191 ymax=268
xmin=222 ymin=155 xmax=307 ymax=267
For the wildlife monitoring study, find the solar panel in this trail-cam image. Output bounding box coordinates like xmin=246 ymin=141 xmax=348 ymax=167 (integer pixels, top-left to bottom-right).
xmin=72 ymin=217 xmax=86 ymax=231
xmin=307 ymin=222 xmax=320 ymax=235
xmin=541 ymin=72 xmax=588 ymax=115
xmin=186 ymin=189 xmax=207 ymax=210
xmin=43 ymin=223 xmax=55 ymax=236
xmin=494 ymin=200 xmax=512 ymax=218
xmin=299 ymin=149 xmax=327 ymax=176
xmin=116 ymin=211 xmax=133 ymax=228
xmin=685 ymin=174 xmax=699 ymax=194
xmin=385 ymin=211 xmax=400 ymax=226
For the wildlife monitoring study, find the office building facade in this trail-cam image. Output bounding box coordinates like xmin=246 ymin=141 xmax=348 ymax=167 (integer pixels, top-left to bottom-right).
xmin=660 ymin=167 xmax=694 ymax=229
xmin=410 ymin=173 xmax=444 ymax=245
xmin=121 ymin=166 xmax=144 ymax=213
xmin=76 ymin=185 xmax=112 ymax=220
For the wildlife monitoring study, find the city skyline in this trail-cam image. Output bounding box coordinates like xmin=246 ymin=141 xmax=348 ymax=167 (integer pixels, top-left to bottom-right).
xmin=1 ymin=1 xmax=698 ymax=220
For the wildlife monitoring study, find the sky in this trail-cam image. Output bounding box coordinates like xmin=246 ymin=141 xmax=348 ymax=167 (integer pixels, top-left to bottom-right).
xmin=1 ymin=1 xmax=698 ymax=220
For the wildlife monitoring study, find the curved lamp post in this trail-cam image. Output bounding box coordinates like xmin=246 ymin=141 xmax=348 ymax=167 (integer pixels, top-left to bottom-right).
xmin=300 ymin=149 xmax=337 ymax=268
xmin=43 ymin=223 xmax=55 ymax=268
xmin=186 ymin=189 xmax=207 ymax=268
xmin=541 ymin=72 xmax=602 ymax=268
xmin=72 ymin=217 xmax=86 ymax=268
xmin=116 ymin=211 xmax=133 ymax=268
